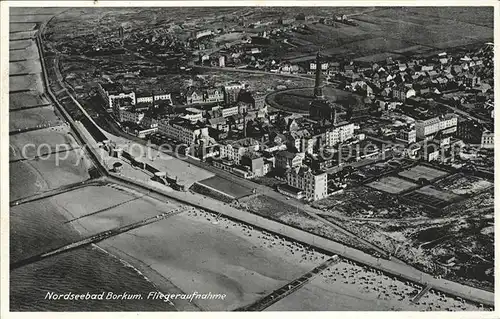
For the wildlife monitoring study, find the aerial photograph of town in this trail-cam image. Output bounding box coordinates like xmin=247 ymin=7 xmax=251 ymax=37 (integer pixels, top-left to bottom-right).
xmin=6 ymin=4 xmax=495 ymax=313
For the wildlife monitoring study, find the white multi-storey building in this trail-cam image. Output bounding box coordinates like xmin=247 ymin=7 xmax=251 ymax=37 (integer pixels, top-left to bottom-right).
xmin=316 ymin=122 xmax=356 ymax=147
xmin=219 ymin=138 xmax=260 ymax=164
xmin=181 ymin=112 xmax=204 ymax=122
xmin=396 ymin=128 xmax=417 ymax=144
xmin=205 ymin=88 xmax=225 ymax=103
xmin=415 ymin=114 xmax=457 ymax=140
xmin=222 ymin=106 xmax=239 ymax=118
xmin=119 ymin=108 xmax=145 ymax=124
xmin=135 ymin=93 xmax=173 ymax=105
xmin=286 ymin=166 xmax=328 ymax=201
xmin=481 ymin=131 xmax=494 ymax=149
xmin=98 ymin=83 xmax=135 ymax=111
xmin=223 ymin=82 xmax=244 ymax=105
xmin=158 ymin=118 xmax=209 ymax=145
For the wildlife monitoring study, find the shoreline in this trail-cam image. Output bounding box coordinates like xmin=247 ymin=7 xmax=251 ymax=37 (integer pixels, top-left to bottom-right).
xmin=94 ymin=243 xmax=201 ymax=311
xmin=46 ymin=187 xmax=200 ymax=311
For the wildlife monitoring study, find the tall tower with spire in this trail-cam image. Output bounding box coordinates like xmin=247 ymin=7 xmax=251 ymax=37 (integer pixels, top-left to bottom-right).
xmin=313 ymin=50 xmax=323 ymax=98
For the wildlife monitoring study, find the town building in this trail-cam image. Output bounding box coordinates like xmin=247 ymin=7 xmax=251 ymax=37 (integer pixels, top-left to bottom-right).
xmin=181 ymin=110 xmax=204 ymax=123
xmin=204 ymin=88 xmax=225 ymax=103
xmin=122 ymin=122 xmax=158 ymax=139
xmin=462 ymin=73 xmax=481 ymax=88
xmin=141 ymin=115 xmax=159 ymax=129
xmin=222 ymin=106 xmax=239 ymax=118
xmin=309 ymin=121 xmax=356 ymax=150
xmin=481 ymin=130 xmax=494 ymax=149
xmin=219 ymin=138 xmax=260 ymax=164
xmin=396 ymin=128 xmax=417 ymax=144
xmin=185 ymin=87 xmax=204 ymax=104
xmin=208 ymin=117 xmax=229 ymax=132
xmin=193 ymin=29 xmax=213 ymax=39
xmin=278 ymin=17 xmax=295 ymax=25
xmin=286 ymin=166 xmax=328 ymax=201
xmin=287 ymin=129 xmax=314 ymax=154
xmin=308 ymin=152 xmax=337 ymax=170
xmin=392 ymin=84 xmax=416 ymax=102
xmin=224 ymin=82 xmax=245 ymax=105
xmin=319 ymin=122 xmax=356 ymax=147
xmin=456 ymin=119 xmax=483 ymax=144
xmin=98 ymin=82 xmax=136 ymax=111
xmin=135 ymin=92 xmax=173 ymax=105
xmin=275 ymin=150 xmax=305 ymax=170
xmin=158 ymin=118 xmax=209 ymax=145
xmin=118 ymin=108 xmax=145 ymax=124
xmin=240 ymin=153 xmax=271 ymax=177
xmin=309 ymin=61 xmax=329 ymax=74
xmin=254 ymin=95 xmax=266 ymax=109
xmin=415 ymin=114 xmax=458 ymax=140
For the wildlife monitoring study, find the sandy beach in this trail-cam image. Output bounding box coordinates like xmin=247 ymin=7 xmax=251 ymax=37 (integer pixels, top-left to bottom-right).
xmin=9 ymin=91 xmax=50 ymax=110
xmin=9 ymin=30 xmax=38 ymax=41
xmin=9 ymin=125 xmax=77 ymax=161
xmin=10 ymin=183 xmax=172 ymax=259
xmin=267 ymin=259 xmax=486 ymax=311
xmin=55 ymin=184 xmax=183 ymax=235
xmin=98 ymin=207 xmax=328 ymax=310
xmin=9 ymin=39 xmax=34 ymax=51
xmin=37 ymin=181 xmax=326 ymax=310
xmin=9 ymin=37 xmax=40 ymax=60
xmin=10 ymin=59 xmax=42 ymax=75
xmin=9 ymin=106 xmax=63 ymax=132
xmin=9 ymin=150 xmax=91 ymax=201
xmin=9 ymin=73 xmax=44 ymax=93
xmin=11 ymin=179 xmax=490 ymax=311
xmin=12 ymin=180 xmax=326 ymax=311
xmin=10 ymin=23 xmax=37 ymax=34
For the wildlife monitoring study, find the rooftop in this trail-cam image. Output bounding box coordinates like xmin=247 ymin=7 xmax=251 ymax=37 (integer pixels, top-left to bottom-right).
xmin=169 ymin=117 xmax=206 ymax=130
